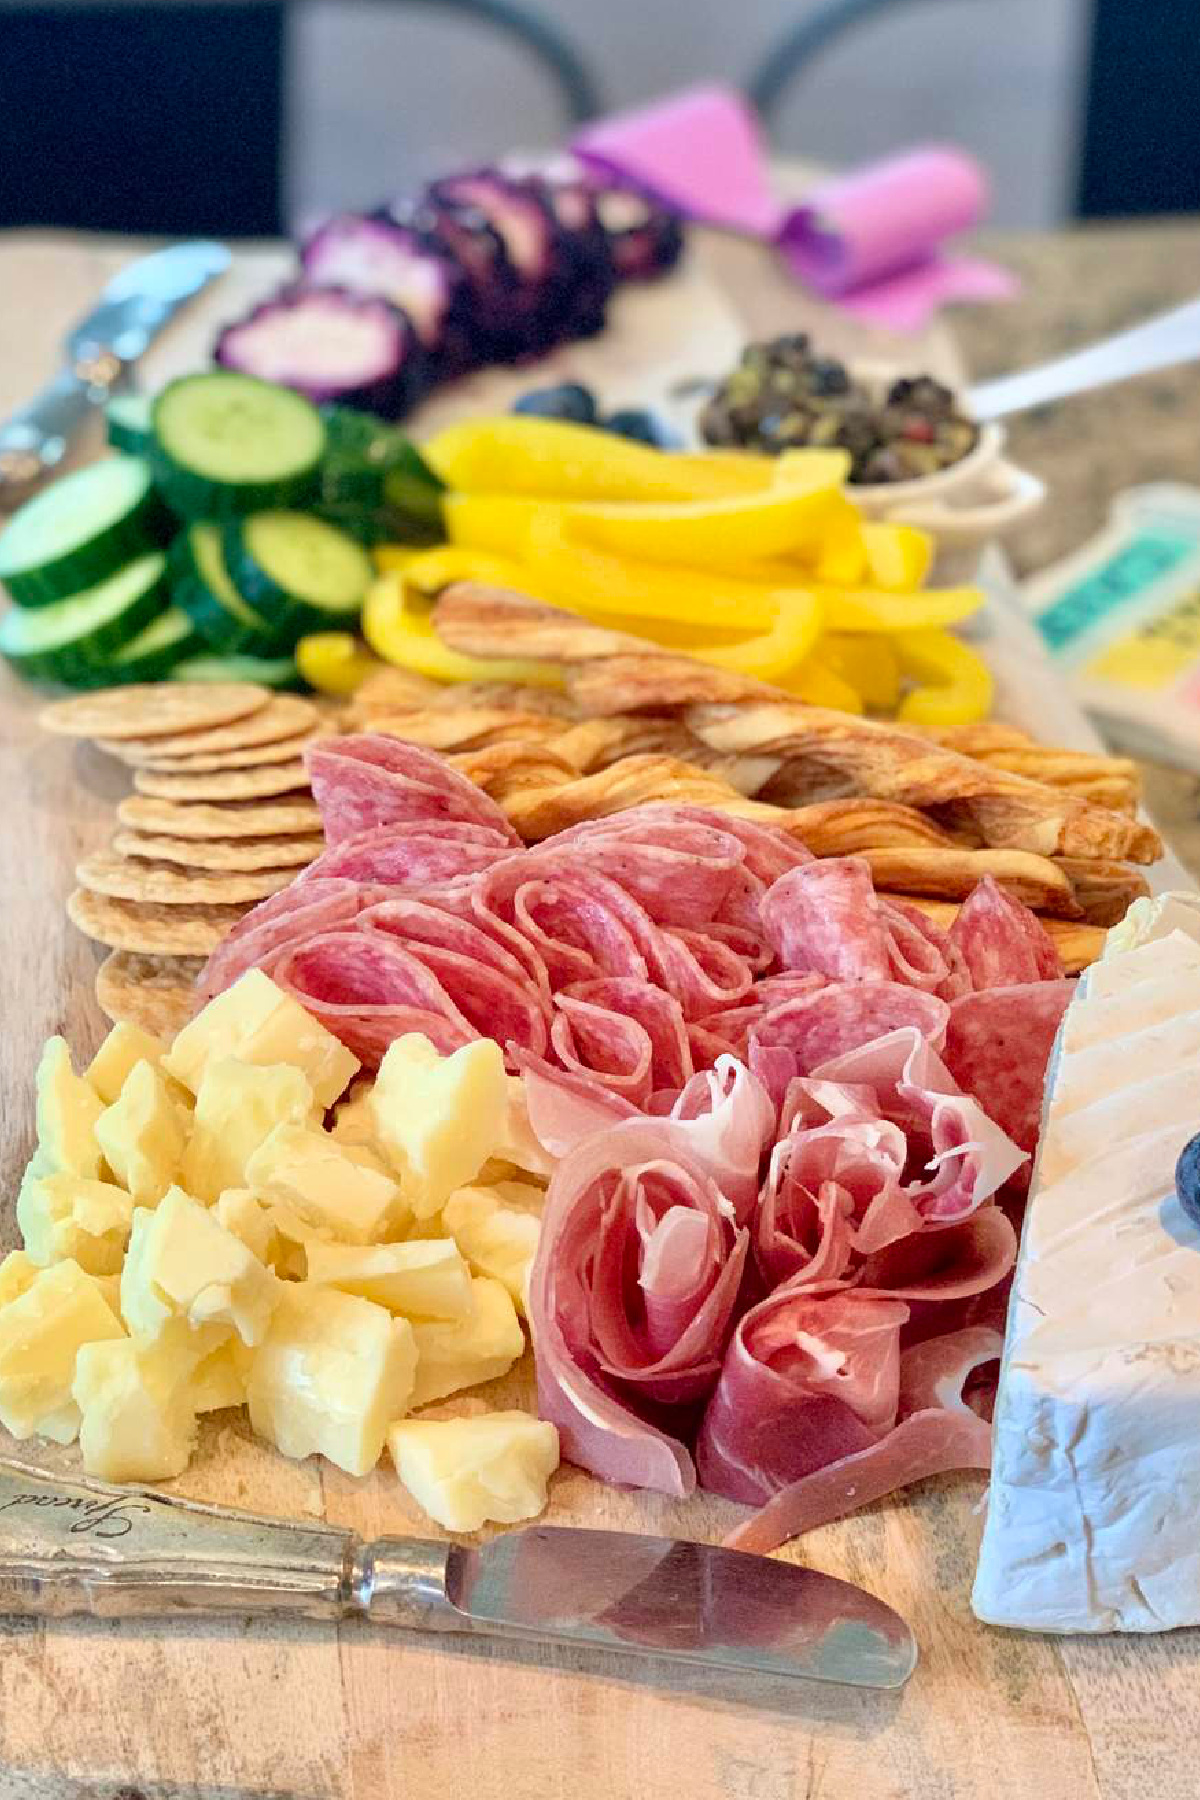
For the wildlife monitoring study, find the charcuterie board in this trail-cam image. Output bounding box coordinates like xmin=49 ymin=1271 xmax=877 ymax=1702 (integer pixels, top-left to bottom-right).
xmin=0 ymin=226 xmax=1195 ymax=1800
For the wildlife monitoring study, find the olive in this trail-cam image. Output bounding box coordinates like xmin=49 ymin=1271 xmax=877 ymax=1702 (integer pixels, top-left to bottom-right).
xmin=512 ymin=382 xmax=598 ymax=424
xmin=1176 ymin=1131 xmax=1200 ymax=1230
xmin=605 ymin=407 xmax=679 ymax=447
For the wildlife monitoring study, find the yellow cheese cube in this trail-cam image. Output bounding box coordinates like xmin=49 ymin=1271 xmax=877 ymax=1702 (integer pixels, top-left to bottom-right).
xmin=371 ymin=1035 xmax=508 ymax=1218
xmin=409 ymin=1276 xmax=525 ymax=1408
xmin=441 ymin=1186 xmax=541 ymax=1316
xmin=246 ymin=1123 xmax=403 ymax=1244
xmin=214 ymin=1188 xmax=280 ymax=1267
xmin=388 ymin=1412 xmax=559 ymax=1531
xmin=330 ymin=1087 xmax=381 ymax=1151
xmin=305 ymin=1238 xmax=474 ymax=1320
xmin=190 ymin=1336 xmax=252 ymax=1412
xmin=165 ymin=969 xmax=360 ymax=1107
xmin=35 ymin=1038 xmax=105 ymax=1179
xmin=247 ymin=1285 xmax=417 ymax=1476
xmin=0 ymin=1250 xmax=39 ymax=1310
xmin=73 ymin=1338 xmax=197 ymax=1482
xmin=0 ymin=1261 xmax=124 ymax=1442
xmin=86 ymin=1021 xmax=165 ymax=1107
xmin=122 ymin=1187 xmax=279 ymax=1350
xmin=179 ymin=1057 xmax=314 ymax=1203
xmin=95 ymin=1061 xmax=187 ymax=1206
xmin=17 ymin=1172 xmax=135 ymax=1275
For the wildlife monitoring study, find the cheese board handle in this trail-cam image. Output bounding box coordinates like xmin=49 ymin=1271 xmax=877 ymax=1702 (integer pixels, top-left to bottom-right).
xmin=0 ymin=1455 xmax=458 ymax=1630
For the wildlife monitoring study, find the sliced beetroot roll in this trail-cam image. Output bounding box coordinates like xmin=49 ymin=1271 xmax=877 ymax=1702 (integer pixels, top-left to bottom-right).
xmin=214 ymin=284 xmax=429 ymax=418
xmin=520 ymin=163 xmax=618 ymax=339
xmin=427 ymin=170 xmax=567 ymax=358
xmin=383 ymin=193 xmax=520 ymax=363
xmin=593 ymin=183 xmax=685 ymax=281
xmin=299 ymin=214 xmax=463 ymax=358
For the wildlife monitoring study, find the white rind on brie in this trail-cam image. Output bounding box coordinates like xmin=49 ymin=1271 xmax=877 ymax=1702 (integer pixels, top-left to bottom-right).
xmin=973 ymin=901 xmax=1200 ymax=1633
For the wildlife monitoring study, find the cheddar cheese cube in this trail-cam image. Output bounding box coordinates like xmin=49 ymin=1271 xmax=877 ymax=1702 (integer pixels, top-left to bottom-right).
xmin=35 ymin=1038 xmax=105 ymax=1180
xmin=214 ymin=1188 xmax=280 ymax=1268
xmin=73 ymin=1338 xmax=197 ymax=1482
xmin=122 ymin=1187 xmax=279 ymax=1351
xmin=165 ymin=970 xmax=359 ymax=1108
xmin=246 ymin=1123 xmax=404 ymax=1244
xmin=247 ymin=1285 xmax=417 ymax=1476
xmin=0 ymin=1261 xmax=124 ymax=1442
xmin=388 ymin=1412 xmax=559 ymax=1532
xmin=371 ymin=1035 xmax=508 ymax=1218
xmin=304 ymin=1238 xmax=474 ymax=1320
xmin=409 ymin=1276 xmax=524 ymax=1408
xmin=179 ymin=1058 xmax=314 ymax=1203
xmin=17 ymin=1172 xmax=135 ymax=1275
xmin=0 ymin=1250 xmax=39 ymax=1310
xmin=190 ymin=1336 xmax=252 ymax=1413
xmin=86 ymin=1022 xmax=165 ymax=1107
xmin=95 ymin=1061 xmax=187 ymax=1206
xmin=441 ymin=1185 xmax=541 ymax=1316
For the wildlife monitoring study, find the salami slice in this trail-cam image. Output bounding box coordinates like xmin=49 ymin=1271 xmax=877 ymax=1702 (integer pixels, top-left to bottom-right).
xmin=307 ymin=735 xmax=520 ymax=845
xmin=298 ymin=820 xmax=513 ymax=887
xmin=950 ymin=876 xmax=1065 ymax=989
xmin=943 ymin=980 xmax=1073 ymax=1169
xmin=197 ymin=877 xmax=384 ymax=1001
xmin=749 ymin=983 xmax=950 ymax=1107
xmin=551 ymin=977 xmax=692 ymax=1105
xmin=273 ymin=930 xmax=479 ymax=1065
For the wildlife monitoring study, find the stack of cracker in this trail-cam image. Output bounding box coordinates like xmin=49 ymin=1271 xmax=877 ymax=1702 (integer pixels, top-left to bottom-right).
xmin=39 ymin=683 xmax=331 ymax=1036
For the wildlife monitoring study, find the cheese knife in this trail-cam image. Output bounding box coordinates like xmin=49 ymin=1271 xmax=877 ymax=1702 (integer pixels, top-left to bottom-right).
xmin=0 ymin=240 xmax=230 ymax=505
xmin=0 ymin=1455 xmax=916 ymax=1690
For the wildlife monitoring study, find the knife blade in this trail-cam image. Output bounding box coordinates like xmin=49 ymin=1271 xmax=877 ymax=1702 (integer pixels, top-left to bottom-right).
xmin=0 ymin=240 xmax=230 ymax=503
xmin=0 ymin=1456 xmax=916 ymax=1690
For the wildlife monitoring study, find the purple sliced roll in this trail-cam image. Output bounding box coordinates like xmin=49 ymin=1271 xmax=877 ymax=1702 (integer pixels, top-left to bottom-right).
xmin=592 ymin=184 xmax=685 ymax=281
xmin=299 ymin=214 xmax=462 ymax=352
xmin=214 ymin=283 xmax=428 ymax=417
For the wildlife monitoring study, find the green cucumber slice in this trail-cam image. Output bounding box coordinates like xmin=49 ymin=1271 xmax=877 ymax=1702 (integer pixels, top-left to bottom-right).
xmin=171 ymin=651 xmax=302 ymax=690
xmin=225 ymin=511 xmax=372 ymax=636
xmin=0 ymin=456 xmax=169 ymax=607
xmin=89 ymin=607 xmax=202 ymax=685
xmin=151 ymin=372 xmax=325 ymax=519
xmin=0 ymin=552 xmax=169 ymax=677
xmin=106 ymin=392 xmax=154 ymax=457
xmin=169 ymin=523 xmax=293 ymax=655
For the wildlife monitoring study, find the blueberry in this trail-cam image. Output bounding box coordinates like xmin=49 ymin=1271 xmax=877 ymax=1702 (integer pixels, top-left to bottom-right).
xmin=1176 ymin=1130 xmax=1200 ymax=1229
xmin=604 ymin=407 xmax=680 ymax=448
xmin=512 ymin=382 xmax=598 ymax=424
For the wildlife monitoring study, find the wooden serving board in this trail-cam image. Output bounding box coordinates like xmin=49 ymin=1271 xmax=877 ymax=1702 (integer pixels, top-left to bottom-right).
xmin=0 ymin=228 xmax=1195 ymax=1800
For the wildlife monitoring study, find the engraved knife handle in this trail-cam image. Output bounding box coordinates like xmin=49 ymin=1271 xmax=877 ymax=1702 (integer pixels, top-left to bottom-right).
xmin=0 ymin=1457 xmax=463 ymax=1632
xmin=0 ymin=367 xmax=114 ymax=504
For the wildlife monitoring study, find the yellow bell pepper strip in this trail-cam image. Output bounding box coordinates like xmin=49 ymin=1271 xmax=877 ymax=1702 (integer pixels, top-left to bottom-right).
xmin=819 ymin=583 xmax=983 ymax=634
xmin=295 ymin=632 xmax=384 ymax=697
xmin=820 ymin=633 xmax=901 ymax=710
xmin=423 ymin=417 xmax=773 ymax=503
xmin=808 ymin=508 xmax=868 ymax=585
xmin=401 ymin=545 xmax=537 ymax=597
xmin=564 ymin=462 xmax=847 ymax=570
xmin=860 ymin=521 xmax=934 ymax=592
xmin=590 ymin=597 xmax=823 ymax=683
xmin=361 ymin=574 xmax=564 ymax=689
xmin=373 ymin=545 xmax=428 ymax=576
xmin=895 ymin=627 xmax=994 ymax=726
xmin=443 ymin=492 xmax=560 ymax=558
xmin=776 ymin=653 xmax=865 ymax=713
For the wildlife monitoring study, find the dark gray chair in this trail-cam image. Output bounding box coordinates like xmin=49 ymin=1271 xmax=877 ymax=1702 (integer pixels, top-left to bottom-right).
xmin=0 ymin=0 xmax=601 ymax=236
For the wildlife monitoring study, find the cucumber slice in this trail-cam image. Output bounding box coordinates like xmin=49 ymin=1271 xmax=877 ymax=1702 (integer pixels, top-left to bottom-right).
xmin=106 ymin=392 xmax=154 ymax=457
xmin=171 ymin=651 xmax=302 ymax=690
xmin=169 ymin=522 xmax=293 ymax=655
xmin=0 ymin=456 xmax=169 ymax=607
xmin=151 ymin=372 xmax=326 ymax=519
xmin=0 ymin=552 xmax=169 ymax=678
xmin=92 ymin=606 xmax=202 ymax=685
xmin=225 ymin=511 xmax=372 ymax=636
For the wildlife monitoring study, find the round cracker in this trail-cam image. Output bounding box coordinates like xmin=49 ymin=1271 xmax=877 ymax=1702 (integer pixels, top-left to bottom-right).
xmin=126 ymin=729 xmax=324 ymax=774
xmin=96 ymin=694 xmax=318 ymax=762
xmin=96 ymin=951 xmax=205 ymax=1040
xmin=112 ymin=829 xmax=324 ymax=872
xmin=68 ymin=889 xmax=248 ymax=955
xmin=117 ymin=795 xmax=323 ymax=839
xmin=77 ymin=850 xmax=295 ymax=905
xmin=41 ymin=684 xmax=268 ymax=741
xmin=133 ymin=761 xmax=310 ymax=801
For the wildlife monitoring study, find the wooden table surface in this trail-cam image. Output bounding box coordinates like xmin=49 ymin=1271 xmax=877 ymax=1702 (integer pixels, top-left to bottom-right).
xmin=1 ymin=229 xmax=1197 ymax=1800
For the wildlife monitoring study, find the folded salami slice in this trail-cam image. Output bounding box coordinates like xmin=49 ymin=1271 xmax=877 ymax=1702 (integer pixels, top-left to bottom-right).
xmin=551 ymin=976 xmax=692 ymax=1105
xmin=298 ymin=820 xmax=514 ymax=887
xmin=306 ymin=735 xmax=520 ymax=845
xmin=749 ymin=982 xmax=950 ymax=1108
xmin=942 ymin=980 xmax=1073 ymax=1173
xmin=197 ymin=877 xmax=386 ymax=1002
xmin=950 ymin=875 xmax=1065 ymax=989
xmin=761 ymin=857 xmax=963 ymax=996
xmin=719 ymin=1327 xmax=1001 ymax=1551
xmin=538 ymin=813 xmax=749 ymax=924
xmin=273 ymin=930 xmax=481 ymax=1065
xmin=528 ymin=1118 xmax=751 ymax=1497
